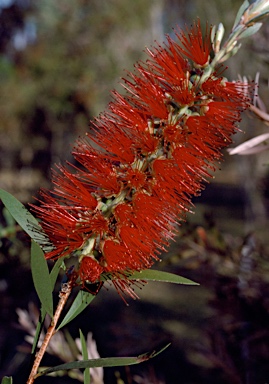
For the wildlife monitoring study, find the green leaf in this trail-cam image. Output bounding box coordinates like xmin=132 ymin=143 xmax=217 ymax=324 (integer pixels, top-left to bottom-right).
xmin=2 ymin=206 xmax=15 ymax=227
xmin=37 ymin=344 xmax=170 ymax=377
xmin=31 ymin=259 xmax=64 ymax=353
xmin=1 ymin=377 xmax=13 ymax=384
xmin=49 ymin=258 xmax=64 ymax=291
xmin=239 ymin=22 xmax=262 ymax=39
xmin=233 ymin=0 xmax=249 ymax=28
xmin=79 ymin=330 xmax=90 ymax=384
xmin=0 ymin=189 xmax=47 ymax=244
xmin=57 ymin=270 xmax=197 ymax=330
xmin=124 ymin=269 xmax=198 ymax=285
xmin=31 ymin=240 xmax=53 ymax=317
xmin=31 ymin=306 xmax=46 ymax=354
xmin=57 ymin=290 xmax=95 ymax=330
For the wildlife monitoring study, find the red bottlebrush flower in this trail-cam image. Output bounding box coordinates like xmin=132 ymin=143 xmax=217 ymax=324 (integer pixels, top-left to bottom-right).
xmin=32 ymin=19 xmax=249 ymax=299
xmin=123 ymin=71 xmax=169 ymax=119
xmin=76 ymin=211 xmax=110 ymax=237
xmin=169 ymin=78 xmax=197 ymax=107
xmin=90 ymin=117 xmax=136 ymax=164
xmin=33 ymin=197 xmax=84 ymax=259
xmin=145 ymin=36 xmax=189 ymax=87
xmin=174 ymin=20 xmax=212 ymax=67
xmin=163 ymin=123 xmax=187 ymax=148
xmin=121 ymin=168 xmax=147 ymax=191
xmin=79 ymin=256 xmax=104 ymax=284
xmin=201 ymin=76 xmax=249 ymax=103
xmin=132 ymin=192 xmax=176 ymax=245
xmin=72 ymin=145 xmax=121 ymax=197
xmin=50 ymin=165 xmax=98 ymax=210
xmin=102 ymin=239 xmax=133 ymax=272
xmin=109 ymin=95 xmax=160 ymax=155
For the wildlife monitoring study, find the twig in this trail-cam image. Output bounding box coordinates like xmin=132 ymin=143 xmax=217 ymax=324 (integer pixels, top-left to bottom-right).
xmin=26 ymin=281 xmax=73 ymax=384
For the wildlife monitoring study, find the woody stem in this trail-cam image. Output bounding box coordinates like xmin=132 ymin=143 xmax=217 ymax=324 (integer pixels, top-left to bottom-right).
xmin=26 ymin=281 xmax=73 ymax=384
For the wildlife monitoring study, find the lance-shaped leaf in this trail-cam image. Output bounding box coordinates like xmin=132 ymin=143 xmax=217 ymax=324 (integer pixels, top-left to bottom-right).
xmin=79 ymin=330 xmax=90 ymax=384
xmin=0 ymin=189 xmax=47 ymax=244
xmin=57 ymin=290 xmax=96 ymax=330
xmin=31 ymin=258 xmax=64 ymax=353
xmin=31 ymin=306 xmax=47 ymax=354
xmin=124 ymin=269 xmax=198 ymax=285
xmin=31 ymin=240 xmax=53 ymax=317
xmin=233 ymin=0 xmax=249 ymax=28
xmin=239 ymin=22 xmax=262 ymax=39
xmin=36 ymin=344 xmax=170 ymax=377
xmin=57 ymin=270 xmax=197 ymax=329
xmin=49 ymin=258 xmax=65 ymax=292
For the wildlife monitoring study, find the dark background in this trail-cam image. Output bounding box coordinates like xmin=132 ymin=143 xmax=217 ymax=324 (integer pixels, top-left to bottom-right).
xmin=1 ymin=0 xmax=269 ymax=383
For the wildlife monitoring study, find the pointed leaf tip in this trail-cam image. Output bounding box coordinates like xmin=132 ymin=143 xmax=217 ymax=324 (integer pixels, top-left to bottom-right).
xmin=128 ymin=270 xmax=199 ymax=285
xmin=57 ymin=290 xmax=96 ymax=330
xmin=233 ymin=0 xmax=250 ymax=28
xmin=36 ymin=344 xmax=170 ymax=377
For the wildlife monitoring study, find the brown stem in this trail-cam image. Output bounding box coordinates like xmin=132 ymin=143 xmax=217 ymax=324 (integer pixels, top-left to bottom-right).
xmin=26 ymin=281 xmax=73 ymax=384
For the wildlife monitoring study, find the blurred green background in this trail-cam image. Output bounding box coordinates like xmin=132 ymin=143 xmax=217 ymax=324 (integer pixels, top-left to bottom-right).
xmin=1 ymin=1 xmax=269 ymax=383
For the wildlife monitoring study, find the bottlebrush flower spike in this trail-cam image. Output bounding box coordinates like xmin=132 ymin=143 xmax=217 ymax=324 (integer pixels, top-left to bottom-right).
xmin=32 ymin=20 xmax=249 ymax=298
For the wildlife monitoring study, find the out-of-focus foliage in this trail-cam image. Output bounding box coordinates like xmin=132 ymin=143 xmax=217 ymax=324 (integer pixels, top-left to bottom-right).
xmin=0 ymin=0 xmax=165 ymax=201
xmin=0 ymin=0 xmax=27 ymax=53
xmin=167 ymin=218 xmax=269 ymax=384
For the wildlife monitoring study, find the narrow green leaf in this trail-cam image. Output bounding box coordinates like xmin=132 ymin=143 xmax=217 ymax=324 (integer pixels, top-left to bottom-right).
xmin=239 ymin=22 xmax=262 ymax=39
xmin=57 ymin=270 xmax=196 ymax=330
xmin=31 ymin=260 xmax=63 ymax=354
xmin=57 ymin=290 xmax=95 ymax=330
xmin=124 ymin=270 xmax=198 ymax=285
xmin=79 ymin=330 xmax=90 ymax=384
xmin=0 ymin=189 xmax=47 ymax=244
xmin=233 ymin=0 xmax=249 ymax=28
xmin=1 ymin=377 xmax=13 ymax=384
xmin=31 ymin=306 xmax=46 ymax=354
xmin=49 ymin=258 xmax=64 ymax=291
xmin=31 ymin=240 xmax=53 ymax=317
xmin=37 ymin=344 xmax=170 ymax=377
